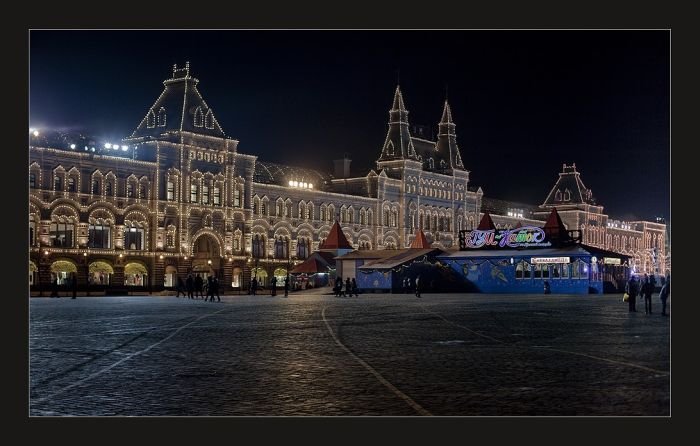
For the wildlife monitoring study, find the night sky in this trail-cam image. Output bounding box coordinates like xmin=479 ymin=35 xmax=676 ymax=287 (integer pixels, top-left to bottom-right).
xmin=29 ymin=30 xmax=669 ymax=221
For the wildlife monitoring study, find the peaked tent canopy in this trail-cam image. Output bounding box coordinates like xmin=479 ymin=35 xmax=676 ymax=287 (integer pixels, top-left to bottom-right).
xmin=410 ymin=229 xmax=431 ymax=249
xmin=318 ymin=221 xmax=352 ymax=250
xmin=477 ymin=212 xmax=497 ymax=230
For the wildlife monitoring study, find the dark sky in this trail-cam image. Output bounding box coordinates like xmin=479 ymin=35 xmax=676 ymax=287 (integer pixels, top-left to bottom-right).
xmin=29 ymin=30 xmax=669 ymax=221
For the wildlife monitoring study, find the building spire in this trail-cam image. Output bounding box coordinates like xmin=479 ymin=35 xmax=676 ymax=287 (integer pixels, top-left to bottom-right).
xmin=378 ymin=84 xmax=418 ymax=162
xmin=435 ymin=99 xmax=464 ymax=171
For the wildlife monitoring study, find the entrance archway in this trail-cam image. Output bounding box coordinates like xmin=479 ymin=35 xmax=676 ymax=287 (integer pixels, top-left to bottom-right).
xmin=192 ymin=233 xmax=221 ymax=280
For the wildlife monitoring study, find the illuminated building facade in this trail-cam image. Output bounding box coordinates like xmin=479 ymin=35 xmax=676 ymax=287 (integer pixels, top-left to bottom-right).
xmin=29 ymin=63 xmax=481 ymax=291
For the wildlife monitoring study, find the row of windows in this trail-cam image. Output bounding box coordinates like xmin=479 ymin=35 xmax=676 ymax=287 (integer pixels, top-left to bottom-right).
xmin=43 ymin=223 xmax=146 ymax=250
xmin=514 ymin=260 xmax=597 ymax=280
xmin=33 ymin=172 xmax=150 ymax=199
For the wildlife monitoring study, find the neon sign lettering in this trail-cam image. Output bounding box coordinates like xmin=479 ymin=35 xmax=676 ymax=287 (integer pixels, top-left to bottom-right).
xmin=459 ymin=226 xmax=551 ymax=250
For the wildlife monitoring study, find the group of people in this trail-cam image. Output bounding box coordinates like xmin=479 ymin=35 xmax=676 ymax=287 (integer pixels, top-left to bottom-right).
xmin=334 ymin=277 xmax=359 ymax=297
xmin=625 ymin=273 xmax=670 ymax=316
xmin=249 ymin=276 xmax=291 ymax=297
xmin=400 ymin=275 xmax=424 ymax=298
xmin=176 ymin=274 xmax=221 ymax=302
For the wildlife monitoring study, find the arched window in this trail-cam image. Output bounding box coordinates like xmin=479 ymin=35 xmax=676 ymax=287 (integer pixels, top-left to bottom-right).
xmin=296 ymin=237 xmax=310 ymax=259
xmin=320 ymin=205 xmax=326 ymax=222
xmin=194 ymin=107 xmax=204 ymax=127
xmin=146 ymin=109 xmax=156 ymax=128
xmin=67 ymin=177 xmax=76 ymax=192
xmin=92 ymin=178 xmax=100 ymax=195
xmin=213 ymin=185 xmax=221 ymax=205
xmin=274 ymin=236 xmax=289 ymax=259
xmin=139 ymin=183 xmax=147 ymax=199
xmin=253 ymin=196 xmax=260 ymax=215
xmin=563 ymin=189 xmax=571 ymax=202
xmin=205 ymin=109 xmax=214 ymax=129
xmin=234 ymin=187 xmax=242 ymax=207
xmin=384 ymin=209 xmax=390 ymax=227
xmin=328 ymin=205 xmax=335 ymax=222
xmin=555 ymin=189 xmax=562 ymax=201
xmin=367 ymin=209 xmax=373 ymax=226
xmin=516 ymin=260 xmax=531 ymax=279
xmin=285 ymin=201 xmax=292 ymax=218
xmin=277 ymin=199 xmax=284 ymax=217
xmin=30 ymin=173 xmax=36 ymax=188
xmin=157 ymin=107 xmax=166 ymax=127
xmin=252 ymin=234 xmax=265 ymax=258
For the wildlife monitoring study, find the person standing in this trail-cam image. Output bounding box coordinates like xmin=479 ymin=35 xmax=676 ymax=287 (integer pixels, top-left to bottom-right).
xmin=186 ymin=274 xmax=194 ymax=299
xmin=415 ymin=275 xmax=421 ymax=298
xmin=176 ymin=276 xmax=185 ymax=297
xmin=625 ymin=275 xmax=639 ymax=312
xmin=334 ymin=277 xmax=342 ymax=297
xmin=252 ymin=277 xmax=258 ymax=296
xmin=271 ymin=276 xmax=277 ymax=296
xmin=351 ymin=278 xmax=359 ymax=297
xmin=659 ymin=275 xmax=670 ymax=316
xmin=50 ymin=276 xmax=59 ymax=298
xmin=195 ymin=274 xmax=204 ymax=299
xmin=345 ymin=278 xmax=352 ymax=298
xmin=641 ymin=273 xmax=654 ymax=314
xmin=71 ymin=273 xmax=77 ymax=299
xmin=284 ymin=276 xmax=289 ymax=297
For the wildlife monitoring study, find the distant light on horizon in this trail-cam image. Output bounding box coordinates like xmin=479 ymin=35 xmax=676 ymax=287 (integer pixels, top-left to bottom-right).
xmin=70 ymin=144 xmax=76 ymax=149
xmin=121 ymin=145 xmax=128 ymax=151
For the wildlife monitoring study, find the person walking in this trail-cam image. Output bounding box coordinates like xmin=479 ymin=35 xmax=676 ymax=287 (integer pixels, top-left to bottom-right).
xmin=345 ymin=278 xmax=352 ymax=298
xmin=207 ymin=276 xmax=215 ymax=302
xmin=186 ymin=274 xmax=194 ymax=299
xmin=659 ymin=275 xmax=670 ymax=316
xmin=213 ymin=275 xmax=221 ymax=302
xmin=334 ymin=277 xmax=342 ymax=297
xmin=271 ymin=276 xmax=277 ymax=296
xmin=284 ymin=276 xmax=289 ymax=297
xmin=351 ymin=278 xmax=359 ymax=297
xmin=251 ymin=277 xmax=258 ymax=296
xmin=195 ymin=274 xmax=204 ymax=299
xmin=415 ymin=275 xmax=421 ymax=298
xmin=71 ymin=273 xmax=77 ymax=299
xmin=625 ymin=275 xmax=639 ymax=312
xmin=176 ymin=276 xmax=185 ymax=297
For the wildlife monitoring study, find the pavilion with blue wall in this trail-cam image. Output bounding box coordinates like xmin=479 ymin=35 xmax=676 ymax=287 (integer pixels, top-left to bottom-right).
xmin=440 ymin=209 xmax=630 ymax=294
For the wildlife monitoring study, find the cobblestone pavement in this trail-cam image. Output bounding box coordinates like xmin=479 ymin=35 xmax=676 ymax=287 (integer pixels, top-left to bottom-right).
xmin=29 ymin=292 xmax=670 ymax=416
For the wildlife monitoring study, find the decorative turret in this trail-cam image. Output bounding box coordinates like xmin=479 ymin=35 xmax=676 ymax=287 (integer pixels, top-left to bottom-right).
xmin=542 ymin=163 xmax=596 ymax=207
xmin=128 ymin=62 xmax=226 ymax=140
xmin=377 ymin=86 xmax=418 ymax=162
xmin=435 ymin=100 xmax=465 ymax=171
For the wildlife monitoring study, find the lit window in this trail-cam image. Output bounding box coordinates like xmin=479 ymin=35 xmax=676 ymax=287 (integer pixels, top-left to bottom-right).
xmin=213 ymin=186 xmax=221 ymax=205
xmin=167 ymin=181 xmax=175 ymax=201
xmin=92 ymin=179 xmax=100 ymax=195
xmin=30 ymin=173 xmax=36 ymax=188
xmin=234 ymin=188 xmax=241 ymax=207
xmin=125 ymin=226 xmax=144 ymax=250
xmin=190 ymin=184 xmax=198 ymax=203
xmin=127 ymin=183 xmax=134 ymax=198
xmin=50 ymin=222 xmax=74 ymax=247
xmin=67 ymin=177 xmax=76 ymax=192
xmin=202 ymin=185 xmax=209 ymax=204
xmin=88 ymin=223 xmax=111 ymax=248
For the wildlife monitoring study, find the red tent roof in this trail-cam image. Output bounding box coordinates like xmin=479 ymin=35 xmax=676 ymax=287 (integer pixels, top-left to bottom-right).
xmin=290 ymin=257 xmax=328 ymax=274
xmin=318 ymin=221 xmax=352 ymax=250
xmin=477 ymin=212 xmax=496 ymax=230
xmin=513 ymin=221 xmax=523 ymax=229
xmin=410 ymin=229 xmax=431 ymax=248
xmin=543 ymin=207 xmax=568 ymax=238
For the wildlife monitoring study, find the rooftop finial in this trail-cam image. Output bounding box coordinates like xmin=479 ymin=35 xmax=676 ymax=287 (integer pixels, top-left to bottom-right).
xmin=396 ymin=68 xmax=400 ymax=86
xmin=445 ymin=83 xmax=449 ymax=101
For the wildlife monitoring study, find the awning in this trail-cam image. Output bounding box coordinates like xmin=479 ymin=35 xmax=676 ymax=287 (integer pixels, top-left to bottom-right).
xmin=251 ymin=267 xmax=268 ymax=278
xmin=51 ymin=260 xmax=77 ymax=273
xmin=273 ymin=268 xmax=287 ymax=276
xmin=124 ymin=262 xmax=148 ymax=275
xmin=89 ymin=261 xmax=114 ymax=274
xmin=29 ymin=261 xmax=38 ymax=272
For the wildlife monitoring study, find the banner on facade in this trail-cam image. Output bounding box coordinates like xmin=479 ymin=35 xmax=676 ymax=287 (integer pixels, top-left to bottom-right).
xmin=458 ymin=226 xmax=551 ymax=250
xmin=531 ymin=256 xmax=570 ymax=264
xmin=603 ymin=257 xmax=621 ymax=265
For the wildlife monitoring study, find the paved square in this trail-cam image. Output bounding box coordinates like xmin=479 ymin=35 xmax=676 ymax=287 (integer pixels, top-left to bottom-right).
xmin=29 ymin=292 xmax=670 ymax=416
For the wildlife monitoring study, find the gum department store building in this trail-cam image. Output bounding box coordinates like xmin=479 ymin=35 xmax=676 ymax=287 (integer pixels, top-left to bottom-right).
xmin=28 ymin=63 xmax=668 ymax=292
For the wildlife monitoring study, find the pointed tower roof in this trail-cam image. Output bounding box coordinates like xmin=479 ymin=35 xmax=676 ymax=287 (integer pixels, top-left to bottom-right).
xmin=129 ymin=62 xmax=226 ymax=140
xmin=513 ymin=221 xmax=523 ymax=229
xmin=377 ymin=85 xmax=418 ymax=162
xmin=318 ymin=221 xmax=353 ymax=250
xmin=542 ymin=164 xmax=596 ymax=206
xmin=410 ymin=229 xmax=431 ymax=249
xmin=542 ymin=207 xmax=569 ymax=241
xmin=434 ymin=99 xmax=465 ymax=172
xmin=477 ymin=212 xmax=497 ymax=230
